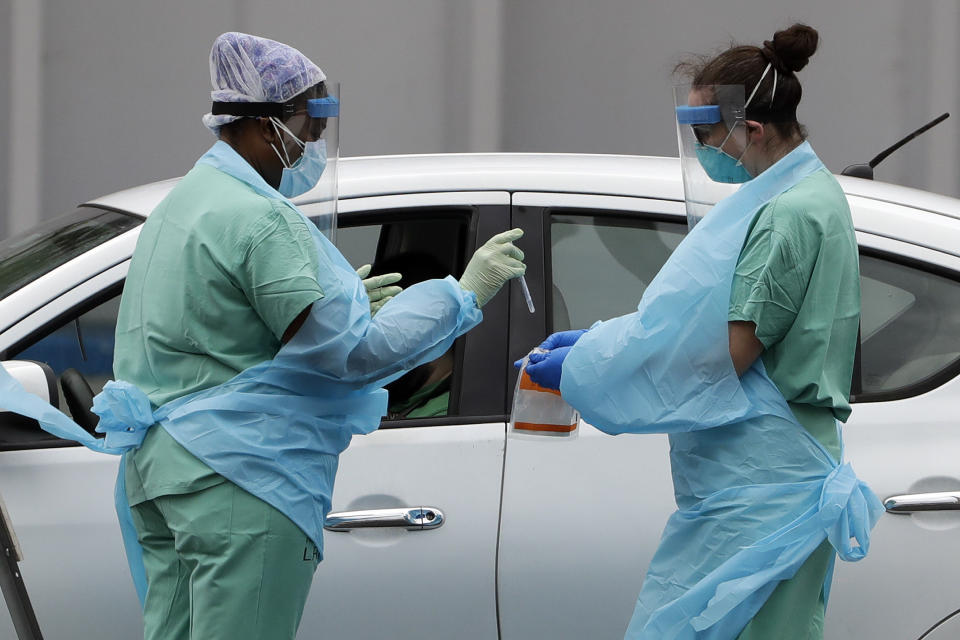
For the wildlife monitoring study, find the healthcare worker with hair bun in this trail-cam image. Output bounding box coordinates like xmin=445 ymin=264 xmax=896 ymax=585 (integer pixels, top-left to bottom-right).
xmin=0 ymin=32 xmax=525 ymax=640
xmin=523 ymin=24 xmax=884 ymax=639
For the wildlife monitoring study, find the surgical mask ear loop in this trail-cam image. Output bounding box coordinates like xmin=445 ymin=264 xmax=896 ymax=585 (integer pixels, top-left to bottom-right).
xmin=711 ymin=121 xmax=752 ymax=168
xmin=716 ymin=61 xmax=771 ymax=169
xmin=745 ymin=62 xmax=772 ymax=110
xmin=269 ymin=117 xmax=307 ymax=168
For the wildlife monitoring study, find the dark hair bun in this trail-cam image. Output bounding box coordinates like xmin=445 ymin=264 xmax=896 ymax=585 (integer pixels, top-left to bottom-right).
xmin=763 ymin=23 xmax=819 ymax=73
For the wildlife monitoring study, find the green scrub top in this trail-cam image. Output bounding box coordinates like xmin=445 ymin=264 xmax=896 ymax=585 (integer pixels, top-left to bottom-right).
xmin=387 ymin=379 xmax=451 ymax=419
xmin=729 ymin=167 xmax=860 ymax=461
xmin=115 ymin=160 xmax=325 ymax=505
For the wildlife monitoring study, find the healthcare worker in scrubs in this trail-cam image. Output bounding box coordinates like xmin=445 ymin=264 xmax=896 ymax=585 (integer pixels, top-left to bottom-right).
xmin=108 ymin=32 xmax=526 ymax=640
xmin=522 ymin=24 xmax=882 ymax=639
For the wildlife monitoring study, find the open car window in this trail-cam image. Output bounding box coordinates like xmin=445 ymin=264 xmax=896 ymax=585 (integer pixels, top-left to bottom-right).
xmin=335 ymin=208 xmax=476 ymax=424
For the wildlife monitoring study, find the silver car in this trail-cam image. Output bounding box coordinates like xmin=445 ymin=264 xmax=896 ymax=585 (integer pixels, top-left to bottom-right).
xmin=2 ymin=153 xmax=960 ymax=639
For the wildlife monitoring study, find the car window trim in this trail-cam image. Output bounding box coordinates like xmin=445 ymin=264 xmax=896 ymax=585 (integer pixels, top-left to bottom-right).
xmin=1 ymin=284 xmax=124 ymax=451
xmin=507 ymin=200 xmax=688 ymax=412
xmin=523 ymin=205 xmax=960 ymax=404
xmin=341 ymin=205 xmax=473 ymax=420
xmin=379 ymin=415 xmax=508 ymax=430
xmin=3 ymin=201 xmax=511 ymax=443
xmin=852 ymin=246 xmax=960 ymax=403
xmin=339 ymin=200 xmax=511 ymax=425
xmin=4 ymin=282 xmax=124 ymax=362
xmin=543 ymin=207 xmax=687 ymax=335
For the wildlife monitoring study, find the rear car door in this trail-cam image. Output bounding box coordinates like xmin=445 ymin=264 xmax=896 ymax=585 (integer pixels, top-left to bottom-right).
xmin=825 ymin=198 xmax=960 ymax=639
xmin=298 ymin=192 xmax=511 ymax=639
xmin=499 ymin=190 xmax=960 ymax=640
xmin=498 ymin=192 xmax=687 ymax=640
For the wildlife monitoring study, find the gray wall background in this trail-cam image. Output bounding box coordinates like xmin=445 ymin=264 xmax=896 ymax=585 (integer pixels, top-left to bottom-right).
xmin=3 ymin=0 xmax=959 ymax=237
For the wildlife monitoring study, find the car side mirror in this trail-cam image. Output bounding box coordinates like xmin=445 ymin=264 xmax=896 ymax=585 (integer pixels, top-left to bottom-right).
xmin=1 ymin=361 xmax=59 ymax=407
xmin=59 ymin=368 xmax=99 ymax=434
xmin=0 ymin=361 xmax=64 ymax=451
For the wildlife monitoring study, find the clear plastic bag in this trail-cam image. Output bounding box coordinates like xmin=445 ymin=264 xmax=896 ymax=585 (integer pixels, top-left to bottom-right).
xmin=510 ymin=353 xmax=579 ymax=439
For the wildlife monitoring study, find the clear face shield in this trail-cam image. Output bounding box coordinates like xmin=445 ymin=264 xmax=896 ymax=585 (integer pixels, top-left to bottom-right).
xmin=211 ymin=84 xmax=341 ymax=241
xmin=674 ymin=84 xmax=749 ymax=228
xmin=286 ymin=83 xmax=340 ymax=243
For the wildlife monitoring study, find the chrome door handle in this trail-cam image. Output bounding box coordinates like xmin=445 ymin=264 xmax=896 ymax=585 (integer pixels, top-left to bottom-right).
xmin=884 ymin=491 xmax=960 ymax=514
xmin=324 ymin=507 xmax=445 ymax=532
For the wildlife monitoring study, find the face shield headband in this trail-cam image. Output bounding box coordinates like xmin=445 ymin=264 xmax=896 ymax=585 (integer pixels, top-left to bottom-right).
xmin=674 ymin=63 xmax=779 ymax=185
xmin=211 ymin=96 xmax=339 ymax=120
xmin=676 ymin=63 xmax=776 ymax=146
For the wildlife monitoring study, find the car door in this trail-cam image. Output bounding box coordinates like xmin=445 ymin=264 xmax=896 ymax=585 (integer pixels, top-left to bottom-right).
xmin=825 ymin=215 xmax=960 ymax=639
xmin=297 ymin=192 xmax=511 ymax=639
xmin=498 ymin=192 xmax=687 ymax=640
xmin=1 ymin=192 xmax=512 ymax=640
xmin=499 ymin=189 xmax=960 ymax=640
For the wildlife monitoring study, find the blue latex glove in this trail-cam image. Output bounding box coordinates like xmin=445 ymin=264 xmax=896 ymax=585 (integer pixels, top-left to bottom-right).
xmin=537 ymin=329 xmax=587 ymax=351
xmin=525 ymin=346 xmax=571 ymax=390
xmin=513 ymin=329 xmax=588 ymax=370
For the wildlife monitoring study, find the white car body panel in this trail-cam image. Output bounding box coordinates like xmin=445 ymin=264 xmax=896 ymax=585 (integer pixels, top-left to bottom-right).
xmin=828 ymin=377 xmax=960 ymax=639
xmin=335 ymin=189 xmax=509 ymax=212
xmin=0 ymin=448 xmax=137 ymax=638
xmin=854 ymin=233 xmax=960 ymax=271
xmin=306 ymin=422 xmax=505 ymax=639
xmin=848 ymin=195 xmax=960 ymax=259
xmin=499 ymin=423 xmax=674 ymax=639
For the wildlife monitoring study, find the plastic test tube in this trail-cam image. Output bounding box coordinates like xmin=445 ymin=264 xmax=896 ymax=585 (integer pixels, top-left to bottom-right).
xmin=519 ymin=275 xmax=535 ymax=314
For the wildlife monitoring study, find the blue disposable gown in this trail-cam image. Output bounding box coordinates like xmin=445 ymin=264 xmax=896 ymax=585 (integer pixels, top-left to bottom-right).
xmin=0 ymin=148 xmax=482 ymax=604
xmin=559 ymin=142 xmax=884 ymax=639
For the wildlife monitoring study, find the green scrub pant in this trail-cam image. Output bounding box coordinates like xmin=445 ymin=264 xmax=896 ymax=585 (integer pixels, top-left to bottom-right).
xmin=130 ymin=481 xmax=319 ymax=640
xmin=737 ymin=540 xmax=835 ymax=640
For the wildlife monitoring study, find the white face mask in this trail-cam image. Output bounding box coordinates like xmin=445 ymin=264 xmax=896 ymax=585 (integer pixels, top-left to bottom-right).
xmin=269 ymin=118 xmax=327 ymax=198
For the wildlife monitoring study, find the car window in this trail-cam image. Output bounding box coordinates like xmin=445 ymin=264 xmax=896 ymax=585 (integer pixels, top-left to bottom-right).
xmin=858 ymin=254 xmax=960 ymax=399
xmin=338 ymin=209 xmax=472 ymax=423
xmin=335 ymin=224 xmax=382 ymax=268
xmin=10 ymin=294 xmax=120 ymax=416
xmin=1 ymin=292 xmax=120 ymax=449
xmin=548 ymin=212 xmax=686 ymax=331
xmin=2 ymin=205 xmax=490 ymax=445
xmin=0 ymin=207 xmax=140 ymax=301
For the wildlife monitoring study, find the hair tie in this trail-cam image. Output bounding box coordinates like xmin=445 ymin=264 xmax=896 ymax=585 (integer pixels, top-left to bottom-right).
xmin=760 ymin=40 xmax=787 ymax=73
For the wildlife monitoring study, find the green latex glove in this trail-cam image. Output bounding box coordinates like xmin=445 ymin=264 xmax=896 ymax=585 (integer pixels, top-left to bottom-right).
xmin=356 ymin=264 xmax=403 ymax=316
xmin=458 ymin=228 xmax=526 ymax=307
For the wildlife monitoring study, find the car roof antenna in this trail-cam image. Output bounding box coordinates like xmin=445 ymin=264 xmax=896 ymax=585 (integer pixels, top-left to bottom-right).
xmin=841 ymin=112 xmax=950 ymax=179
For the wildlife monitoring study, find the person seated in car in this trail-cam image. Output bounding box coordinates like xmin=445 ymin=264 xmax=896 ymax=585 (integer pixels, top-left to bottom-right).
xmin=369 ymin=252 xmax=456 ymax=419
